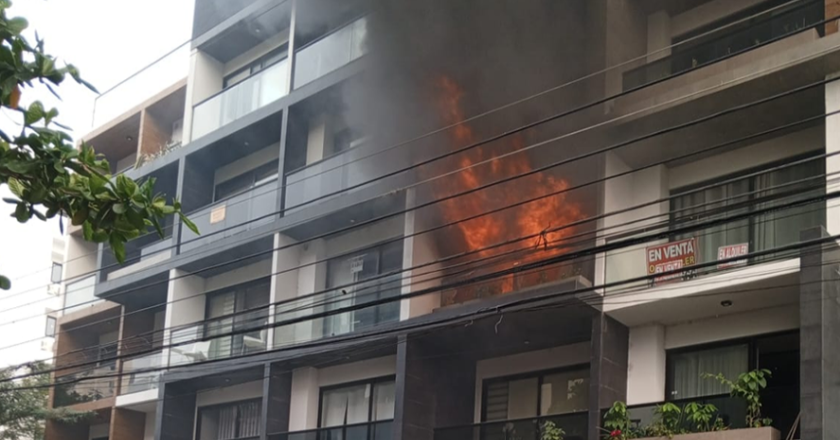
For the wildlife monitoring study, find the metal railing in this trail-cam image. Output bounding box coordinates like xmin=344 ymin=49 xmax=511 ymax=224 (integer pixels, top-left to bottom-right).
xmin=268 ymin=420 xmax=393 ymax=440
xmin=120 ymin=350 xmax=165 ymax=394
xmin=434 ymin=413 xmax=588 ymax=440
xmin=53 ymin=362 xmax=117 ymax=407
xmin=169 ymin=308 xmax=269 ymax=366
xmin=622 ymin=0 xmax=824 ymax=91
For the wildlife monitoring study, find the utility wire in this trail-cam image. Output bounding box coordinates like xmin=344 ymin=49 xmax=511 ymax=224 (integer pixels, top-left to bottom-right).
xmin=6 ymin=3 xmax=832 ymax=296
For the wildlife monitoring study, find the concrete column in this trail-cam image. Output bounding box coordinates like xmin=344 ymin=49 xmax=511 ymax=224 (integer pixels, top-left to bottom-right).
xmin=626 ymin=324 xmax=666 ymax=405
xmin=289 ymin=367 xmax=320 ymax=431
xmin=394 ymin=335 xmax=436 ymax=440
xmin=825 ymin=75 xmax=840 ymax=235
xmin=646 ymin=11 xmax=671 ymax=63
xmin=261 ymin=364 xmax=293 ymax=440
xmin=273 ymin=234 xmax=302 ymax=347
xmin=798 ymin=227 xmax=840 ymax=440
xmin=588 ymin=314 xmax=629 ymax=440
xmin=155 ymin=383 xmax=197 ymax=440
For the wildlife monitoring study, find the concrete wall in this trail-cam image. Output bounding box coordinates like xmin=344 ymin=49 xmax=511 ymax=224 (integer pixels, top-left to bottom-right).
xmin=401 ymin=198 xmax=442 ymax=320
xmin=64 ymin=234 xmax=98 ymax=280
xmin=670 ymin=0 xmax=767 ymax=38
xmin=289 ymin=356 xmax=397 ymax=431
xmin=224 ymin=31 xmax=290 ymax=76
xmin=195 ymin=380 xmax=263 ymax=407
xmin=626 ymin=324 xmax=665 ymax=405
xmin=144 ymin=412 xmax=155 ymax=440
xmin=473 ymin=343 xmax=590 ymax=422
xmin=826 ymin=77 xmax=840 ymax=235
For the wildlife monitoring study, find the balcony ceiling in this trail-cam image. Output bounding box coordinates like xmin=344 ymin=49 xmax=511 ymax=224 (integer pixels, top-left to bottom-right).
xmin=84 ymin=112 xmax=140 ymax=162
xmin=200 ymin=1 xmax=291 ymax=63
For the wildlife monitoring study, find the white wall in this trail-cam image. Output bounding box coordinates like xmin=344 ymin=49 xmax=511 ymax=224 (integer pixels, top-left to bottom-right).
xmin=290 ymin=356 xmax=397 ymax=431
xmin=473 ymin=343 xmax=590 ymax=422
xmin=627 ymin=324 xmax=665 ymax=405
xmin=224 ymin=31 xmax=290 ymax=76
xmin=144 ymin=412 xmax=155 ymax=440
xmin=64 ymin=234 xmax=98 ymax=280
xmin=204 ymin=259 xmax=272 ymax=292
xmin=401 ymin=200 xmax=442 ymax=320
xmin=214 ymin=144 xmax=280 ymax=186
xmin=183 ymin=50 xmax=224 ymax=144
xmin=664 ymin=305 xmax=799 ymax=349
xmin=165 ymin=269 xmax=206 ymax=365
xmin=325 ymin=216 xmax=404 ymax=258
xmin=195 ymin=380 xmax=263 ymax=407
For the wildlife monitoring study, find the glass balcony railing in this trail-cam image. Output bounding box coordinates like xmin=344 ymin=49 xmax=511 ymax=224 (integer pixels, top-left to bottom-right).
xmin=120 ymin=350 xmax=165 ymax=395
xmin=273 ymin=273 xmax=401 ymax=348
xmin=293 ymin=16 xmax=368 ymax=88
xmin=64 ymin=275 xmax=99 ymax=312
xmin=435 ymin=413 xmax=588 ymax=440
xmin=169 ymin=308 xmax=268 ymax=366
xmin=102 ymin=232 xmax=174 ymax=281
xmin=268 ymin=420 xmax=393 ymax=440
xmin=92 ymin=42 xmax=190 ymax=129
xmin=192 ymin=59 xmax=289 ymax=140
xmin=53 ymin=362 xmax=117 ymax=407
xmin=622 ymin=0 xmax=823 ymax=91
xmin=179 ymin=183 xmax=278 ymax=254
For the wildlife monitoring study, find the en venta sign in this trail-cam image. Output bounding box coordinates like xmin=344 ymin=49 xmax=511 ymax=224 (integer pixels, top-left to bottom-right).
xmin=645 ymin=238 xmax=697 ymax=283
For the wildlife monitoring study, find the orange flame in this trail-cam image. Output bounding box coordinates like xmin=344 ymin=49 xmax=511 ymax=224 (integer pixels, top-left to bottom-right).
xmin=431 ymin=76 xmax=583 ymax=305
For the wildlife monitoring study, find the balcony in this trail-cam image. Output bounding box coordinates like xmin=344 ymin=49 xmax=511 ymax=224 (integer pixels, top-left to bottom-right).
xmin=192 ymin=58 xmax=289 ymax=140
xmin=120 ymin=350 xmax=164 ymax=395
xmin=102 ymin=232 xmax=174 ymax=281
xmin=179 ymin=183 xmax=278 ymax=254
xmin=268 ymin=420 xmax=393 ymax=440
xmin=435 ymin=413 xmax=588 ymax=440
xmin=64 ymin=275 xmax=99 ymax=313
xmin=622 ymin=0 xmax=823 ymax=91
xmin=53 ymin=362 xmax=117 ymax=407
xmin=293 ymin=16 xmax=368 ymax=88
xmin=169 ymin=308 xmax=268 ymax=366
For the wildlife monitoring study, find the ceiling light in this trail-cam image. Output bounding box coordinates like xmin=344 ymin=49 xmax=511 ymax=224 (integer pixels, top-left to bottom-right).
xmin=720 ymin=300 xmax=733 ymax=308
xmin=126 ymin=135 xmax=133 ymax=142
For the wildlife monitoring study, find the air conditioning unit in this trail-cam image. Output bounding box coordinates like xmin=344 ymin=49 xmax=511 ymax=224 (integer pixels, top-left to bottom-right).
xmin=40 ymin=339 xmax=54 ymax=352
xmin=47 ymin=283 xmax=62 ymax=296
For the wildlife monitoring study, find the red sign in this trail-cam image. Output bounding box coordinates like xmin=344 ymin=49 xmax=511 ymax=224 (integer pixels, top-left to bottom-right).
xmin=717 ymin=243 xmax=748 ymax=269
xmin=646 ymin=238 xmax=697 ymax=283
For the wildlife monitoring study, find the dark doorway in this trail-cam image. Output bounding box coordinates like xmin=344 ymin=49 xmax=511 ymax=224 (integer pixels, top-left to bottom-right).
xmin=757 ymin=332 xmax=799 ymax=439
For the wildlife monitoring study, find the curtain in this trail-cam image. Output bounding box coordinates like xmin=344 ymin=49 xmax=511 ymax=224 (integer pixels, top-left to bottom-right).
xmin=669 ymin=344 xmax=748 ymax=400
xmin=540 ymin=370 xmax=590 ymax=415
xmin=207 ymin=292 xmax=236 ymax=359
xmin=217 ymin=406 xmax=237 ymax=440
xmin=321 ymin=384 xmax=371 ymax=428
xmin=238 ymin=402 xmax=261 ymax=438
xmin=372 ymin=381 xmax=396 ymax=421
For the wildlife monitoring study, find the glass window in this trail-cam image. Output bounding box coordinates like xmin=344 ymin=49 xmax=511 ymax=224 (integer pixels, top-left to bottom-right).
xmin=320 ymin=378 xmax=395 ymax=428
xmin=205 ymin=280 xmax=271 ymax=359
xmin=199 ymin=400 xmax=261 ymax=440
xmin=668 ymin=344 xmax=749 ymax=400
xmin=50 ymin=262 xmax=62 ymax=283
xmin=482 ymin=367 xmax=590 ymax=422
xmin=45 ymin=316 xmax=56 ymax=337
xmin=214 ymin=161 xmax=279 ymax=202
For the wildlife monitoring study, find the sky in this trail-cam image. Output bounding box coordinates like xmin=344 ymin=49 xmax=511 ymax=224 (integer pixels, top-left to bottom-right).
xmin=0 ymin=0 xmax=194 ymax=367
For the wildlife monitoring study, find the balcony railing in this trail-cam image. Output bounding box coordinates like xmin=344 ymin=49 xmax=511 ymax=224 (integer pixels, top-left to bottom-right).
xmin=192 ymin=58 xmax=289 ymax=140
xmin=293 ymin=16 xmax=368 ymax=88
xmin=273 ymin=273 xmax=401 ymax=348
xmin=63 ymin=275 xmax=99 ymax=312
xmin=435 ymin=413 xmax=588 ymax=440
xmin=179 ymin=183 xmax=278 ymax=253
xmin=120 ymin=350 xmax=164 ymax=395
xmin=169 ymin=308 xmax=268 ymax=366
xmin=268 ymin=420 xmax=393 ymax=440
xmin=622 ymin=0 xmax=823 ymax=91
xmin=53 ymin=362 xmax=117 ymax=407
xmin=92 ymin=41 xmax=189 ymax=129
xmin=102 ymin=232 xmax=174 ymax=281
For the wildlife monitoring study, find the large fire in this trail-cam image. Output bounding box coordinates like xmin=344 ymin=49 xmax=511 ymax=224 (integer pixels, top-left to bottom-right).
xmin=431 ymin=76 xmax=583 ymax=305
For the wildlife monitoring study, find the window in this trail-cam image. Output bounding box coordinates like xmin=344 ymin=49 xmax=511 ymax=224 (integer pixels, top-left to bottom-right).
xmin=667 ymin=344 xmax=749 ymax=400
xmin=198 ymin=400 xmax=262 ymax=440
xmin=205 ymin=279 xmax=271 ymax=359
xmin=45 ymin=316 xmax=56 ymax=338
xmin=223 ymin=46 xmax=289 ymax=88
xmin=323 ymin=241 xmax=403 ymax=337
xmin=482 ymin=366 xmax=590 ymax=422
xmin=50 ymin=262 xmax=62 ymax=283
xmin=319 ymin=377 xmax=395 ymax=431
xmin=214 ymin=161 xmax=279 ymax=201
xmin=670 ymin=157 xmax=824 ymax=267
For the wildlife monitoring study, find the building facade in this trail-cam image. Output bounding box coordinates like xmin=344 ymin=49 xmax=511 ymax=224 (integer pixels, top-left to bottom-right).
xmin=45 ymin=1 xmax=840 ymax=440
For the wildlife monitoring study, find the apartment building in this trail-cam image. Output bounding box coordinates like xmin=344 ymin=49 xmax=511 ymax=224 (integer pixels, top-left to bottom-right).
xmin=44 ymin=1 xmax=840 ymax=440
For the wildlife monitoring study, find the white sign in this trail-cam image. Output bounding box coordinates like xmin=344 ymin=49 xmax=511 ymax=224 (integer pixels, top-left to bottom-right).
xmin=717 ymin=243 xmax=749 ymax=269
xmin=210 ymin=205 xmax=226 ymax=224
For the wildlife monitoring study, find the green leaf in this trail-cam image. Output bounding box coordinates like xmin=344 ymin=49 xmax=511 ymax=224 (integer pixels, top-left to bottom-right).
xmin=71 ymin=205 xmax=88 ymax=226
xmin=24 ymin=100 xmax=44 ymax=125
xmin=109 ymin=234 xmax=125 ymax=263
xmin=112 ymin=202 xmax=126 ymax=214
xmin=6 ymin=17 xmax=28 ymax=35
xmin=0 ymin=275 xmax=9 ymax=290
xmin=7 ymin=176 xmax=24 ymax=197
xmin=82 ymin=221 xmax=93 ymax=241
xmin=14 ymin=202 xmax=30 ymax=222
xmin=179 ymin=213 xmax=199 ymax=235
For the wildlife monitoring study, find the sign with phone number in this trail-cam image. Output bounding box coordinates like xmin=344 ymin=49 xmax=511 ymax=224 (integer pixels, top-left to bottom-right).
xmin=645 ymin=238 xmax=697 ymax=283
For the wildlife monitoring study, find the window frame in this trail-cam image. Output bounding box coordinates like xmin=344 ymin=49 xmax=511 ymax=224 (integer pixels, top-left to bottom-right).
xmin=316 ymin=375 xmax=397 ymax=429
xmin=223 ymin=45 xmax=290 ymax=89
xmin=664 ymin=330 xmax=798 ymax=401
xmin=50 ymin=262 xmax=62 ymax=284
xmin=213 ymin=161 xmax=279 ymax=203
xmin=195 ymin=398 xmax=263 ymax=440
xmin=45 ymin=315 xmax=56 ymax=338
xmin=202 ymin=277 xmax=271 ymax=357
xmin=479 ymin=364 xmax=590 ymax=422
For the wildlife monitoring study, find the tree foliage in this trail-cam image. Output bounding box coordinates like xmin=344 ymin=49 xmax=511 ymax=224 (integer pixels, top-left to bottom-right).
xmin=0 ymin=362 xmax=90 ymax=440
xmin=0 ymin=0 xmax=197 ymax=289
